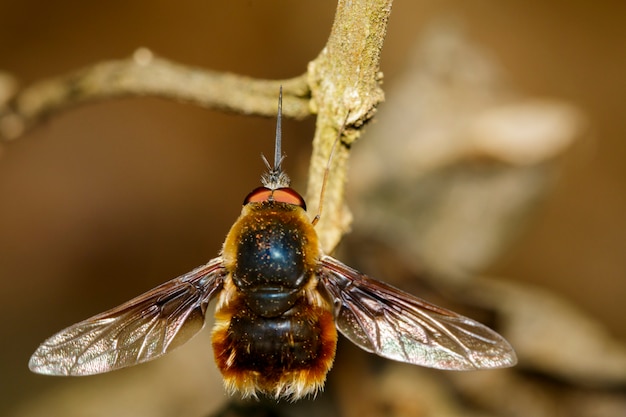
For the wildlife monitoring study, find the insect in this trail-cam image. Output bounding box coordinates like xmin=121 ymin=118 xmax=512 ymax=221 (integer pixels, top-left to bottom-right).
xmin=29 ymin=90 xmax=517 ymax=400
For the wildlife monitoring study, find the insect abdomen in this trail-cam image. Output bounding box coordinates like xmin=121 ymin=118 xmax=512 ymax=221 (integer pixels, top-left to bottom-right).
xmin=232 ymin=312 xmax=321 ymax=368
xmin=212 ymin=296 xmax=337 ymax=399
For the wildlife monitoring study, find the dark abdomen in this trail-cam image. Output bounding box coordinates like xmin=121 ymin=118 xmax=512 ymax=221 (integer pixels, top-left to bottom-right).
xmin=229 ymin=308 xmax=322 ymax=371
xmin=212 ymin=296 xmax=337 ymax=398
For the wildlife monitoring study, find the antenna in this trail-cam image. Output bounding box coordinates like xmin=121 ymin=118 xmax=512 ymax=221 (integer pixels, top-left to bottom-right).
xmin=261 ymin=86 xmax=290 ymax=190
xmin=274 ymin=86 xmax=283 ymax=172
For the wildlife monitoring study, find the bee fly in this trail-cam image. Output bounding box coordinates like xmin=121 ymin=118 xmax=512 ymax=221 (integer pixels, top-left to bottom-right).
xmin=29 ymin=89 xmax=517 ymax=400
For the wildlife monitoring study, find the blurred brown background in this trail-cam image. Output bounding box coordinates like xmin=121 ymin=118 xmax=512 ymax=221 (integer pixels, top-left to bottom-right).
xmin=1 ymin=1 xmax=625 ymax=415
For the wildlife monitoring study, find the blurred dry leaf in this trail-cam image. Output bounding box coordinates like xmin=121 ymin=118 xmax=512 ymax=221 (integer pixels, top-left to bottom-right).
xmin=349 ymin=22 xmax=586 ymax=279
xmin=342 ymin=21 xmax=625 ymax=417
xmin=474 ymin=277 xmax=626 ymax=387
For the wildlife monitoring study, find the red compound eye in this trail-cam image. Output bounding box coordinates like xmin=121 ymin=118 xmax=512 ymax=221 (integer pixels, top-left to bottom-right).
xmin=244 ymin=187 xmax=273 ymax=205
xmin=244 ymin=187 xmax=306 ymax=210
xmin=272 ymin=188 xmax=306 ymax=208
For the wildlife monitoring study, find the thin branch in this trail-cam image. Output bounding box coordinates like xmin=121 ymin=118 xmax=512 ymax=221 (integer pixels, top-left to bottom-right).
xmin=0 ymin=50 xmax=311 ymax=141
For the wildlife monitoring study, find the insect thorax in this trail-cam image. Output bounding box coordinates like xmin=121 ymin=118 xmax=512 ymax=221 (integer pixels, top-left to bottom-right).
xmin=222 ymin=201 xmax=321 ymax=317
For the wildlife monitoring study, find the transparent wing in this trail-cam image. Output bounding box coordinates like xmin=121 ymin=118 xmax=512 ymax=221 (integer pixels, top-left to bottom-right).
xmin=319 ymin=256 xmax=517 ymax=370
xmin=29 ymin=257 xmax=227 ymax=376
